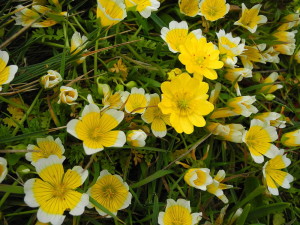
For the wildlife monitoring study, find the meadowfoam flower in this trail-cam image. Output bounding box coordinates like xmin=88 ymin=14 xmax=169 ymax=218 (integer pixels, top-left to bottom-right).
xmin=0 ymin=157 xmax=8 ymax=183
xmin=262 ymin=150 xmax=293 ymax=195
xmin=257 ymin=72 xmax=283 ymax=94
xmin=158 ymin=199 xmax=202 ymax=225
xmin=234 ymin=4 xmax=267 ymax=33
xmin=178 ymin=0 xmax=201 ymax=17
xmin=277 ymin=13 xmax=300 ymax=31
xmin=26 ymin=136 xmax=65 ymax=164
xmin=224 ymin=68 xmax=252 ymax=96
xmin=211 ymin=96 xmax=258 ymax=119
xmin=97 ymin=0 xmax=127 ymax=27
xmin=102 ymin=84 xmax=123 ymax=109
xmin=254 ymin=112 xmax=286 ymax=128
xmin=24 ymin=155 xmax=89 ymax=225
xmin=179 ymin=36 xmax=223 ymax=80
xmin=127 ymin=0 xmax=160 ymax=18
xmin=281 ymin=129 xmax=300 ymax=147
xmin=207 ymin=170 xmax=233 ymax=203
xmin=184 ymin=168 xmax=213 ymax=190
xmin=216 ymin=30 xmax=245 ymax=68
xmin=262 ymin=47 xmax=280 ymax=63
xmin=160 ymin=21 xmax=203 ymax=53
xmin=206 ymin=123 xmax=245 ymax=143
xmin=70 ymin=31 xmax=88 ymax=64
xmin=242 ymin=119 xmax=280 ymax=163
xmin=57 ymin=86 xmax=78 ymax=105
xmin=240 ymin=44 xmax=266 ymax=69
xmin=273 ymin=30 xmax=297 ymax=55
xmin=87 ymin=170 xmax=132 ymax=217
xmin=40 ymin=70 xmax=62 ymax=89
xmin=67 ymin=104 xmax=126 ymax=155
xmin=126 ymin=129 xmax=147 ymax=147
xmin=122 ymin=87 xmax=150 ymax=114
xmin=158 ymin=73 xmax=214 ymax=134
xmin=199 ymin=0 xmax=230 ymax=22
xmin=0 ymin=51 xmax=18 ymax=91
xmin=142 ymin=93 xmax=170 ymax=137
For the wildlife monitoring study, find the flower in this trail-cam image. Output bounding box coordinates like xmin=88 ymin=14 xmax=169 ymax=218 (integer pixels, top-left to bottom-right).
xmin=126 ymin=0 xmax=160 ymax=18
xmin=199 ymin=0 xmax=230 ymax=22
xmin=224 ymin=68 xmax=252 ymax=96
xmin=277 ymin=13 xmax=300 ymax=31
xmin=0 ymin=50 xmax=18 ymax=91
xmin=70 ymin=31 xmax=88 ymax=64
xmin=273 ymin=30 xmax=297 ymax=55
xmin=158 ymin=73 xmax=214 ymax=134
xmin=26 ymin=136 xmax=65 ymax=164
xmin=242 ymin=119 xmax=279 ymax=163
xmin=210 ymin=96 xmax=258 ymax=119
xmin=184 ymin=168 xmax=213 ymax=190
xmin=262 ymin=47 xmax=280 ymax=63
xmin=102 ymin=84 xmax=123 ymax=109
xmin=40 ymin=70 xmax=62 ymax=89
xmin=67 ymin=104 xmax=126 ymax=155
xmin=57 ymin=86 xmax=78 ymax=105
xmin=158 ymin=199 xmax=202 ymax=225
xmin=122 ymin=87 xmax=150 ymax=114
xmin=216 ymin=30 xmax=245 ymax=68
xmin=178 ymin=36 xmax=223 ymax=80
xmin=142 ymin=93 xmax=170 ymax=137
xmin=206 ymin=123 xmax=245 ymax=143
xmin=97 ymin=0 xmax=127 ymax=27
xmin=262 ymin=150 xmax=294 ymax=195
xmin=24 ymin=155 xmax=89 ymax=225
xmin=178 ymin=0 xmax=200 ymax=17
xmin=0 ymin=157 xmax=8 ymax=183
xmin=253 ymin=112 xmax=286 ymax=128
xmin=257 ymin=72 xmax=283 ymax=94
xmin=126 ymin=129 xmax=147 ymax=147
xmin=234 ymin=4 xmax=267 ymax=33
xmin=240 ymin=44 xmax=266 ymax=69
xmin=160 ymin=21 xmax=203 ymax=53
xmin=207 ymin=170 xmax=233 ymax=203
xmin=281 ymin=129 xmax=300 ymax=147
xmin=109 ymin=58 xmax=128 ymax=80
xmin=167 ymin=68 xmax=183 ymax=80
xmin=87 ymin=170 xmax=132 ymax=217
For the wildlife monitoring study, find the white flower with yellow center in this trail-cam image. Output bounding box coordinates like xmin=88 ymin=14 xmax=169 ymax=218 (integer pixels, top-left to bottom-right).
xmin=26 ymin=136 xmax=65 ymax=164
xmin=178 ymin=0 xmax=201 ymax=17
xmin=206 ymin=123 xmax=245 ymax=143
xmin=158 ymin=198 xmax=202 ymax=225
xmin=184 ymin=168 xmax=213 ymax=190
xmin=87 ymin=170 xmax=132 ymax=217
xmin=199 ymin=0 xmax=230 ymax=22
xmin=273 ymin=30 xmax=297 ymax=55
xmin=242 ymin=119 xmax=280 ymax=163
xmin=40 ymin=70 xmax=62 ymax=89
xmin=122 ymin=87 xmax=150 ymax=114
xmin=97 ymin=0 xmax=127 ymax=27
xmin=277 ymin=13 xmax=300 ymax=31
xmin=240 ymin=44 xmax=266 ymax=69
xmin=234 ymin=4 xmax=267 ymax=33
xmin=254 ymin=112 xmax=286 ymax=128
xmin=257 ymin=72 xmax=283 ymax=94
xmin=70 ymin=31 xmax=88 ymax=64
xmin=281 ymin=129 xmax=300 ymax=147
xmin=126 ymin=129 xmax=147 ymax=147
xmin=263 ymin=150 xmax=294 ymax=195
xmin=57 ymin=86 xmax=78 ymax=105
xmin=67 ymin=104 xmax=126 ymax=155
xmin=216 ymin=30 xmax=245 ymax=68
xmin=262 ymin=47 xmax=280 ymax=63
xmin=127 ymin=0 xmax=160 ymax=18
xmin=0 ymin=51 xmax=18 ymax=91
xmin=102 ymin=84 xmax=123 ymax=109
xmin=24 ymin=155 xmax=89 ymax=225
xmin=0 ymin=157 xmax=8 ymax=183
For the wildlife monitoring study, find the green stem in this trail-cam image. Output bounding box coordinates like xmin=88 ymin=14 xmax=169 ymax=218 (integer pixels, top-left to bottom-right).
xmin=72 ymin=15 xmax=88 ymax=35
xmin=0 ymin=96 xmax=28 ymax=110
xmin=0 ymin=180 xmax=18 ymax=208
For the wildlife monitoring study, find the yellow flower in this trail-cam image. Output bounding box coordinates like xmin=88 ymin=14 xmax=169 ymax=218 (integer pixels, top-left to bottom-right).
xmin=67 ymin=104 xmax=126 ymax=155
xmin=142 ymin=93 xmax=170 ymax=137
xmin=234 ymin=3 xmax=267 ymax=33
xmin=178 ymin=36 xmax=223 ymax=80
xmin=158 ymin=73 xmax=214 ymax=134
xmin=126 ymin=0 xmax=160 ymax=18
xmin=109 ymin=58 xmax=128 ymax=80
xmin=216 ymin=30 xmax=245 ymax=68
xmin=26 ymin=136 xmax=65 ymax=164
xmin=277 ymin=13 xmax=300 ymax=31
xmin=0 ymin=157 xmax=8 ymax=183
xmin=158 ymin=199 xmax=202 ymax=225
xmin=40 ymin=70 xmax=62 ymax=89
xmin=126 ymin=129 xmax=147 ymax=147
xmin=102 ymin=85 xmax=123 ymax=109
xmin=24 ymin=155 xmax=89 ymax=225
xmin=87 ymin=170 xmax=132 ymax=217
xmin=122 ymin=87 xmax=150 ymax=114
xmin=262 ymin=150 xmax=293 ymax=195
xmin=273 ymin=30 xmax=297 ymax=55
xmin=199 ymin=0 xmax=230 ymax=22
xmin=57 ymin=86 xmax=78 ymax=105
xmin=253 ymin=112 xmax=286 ymax=128
xmin=240 ymin=44 xmax=266 ymax=69
xmin=70 ymin=31 xmax=88 ymax=64
xmin=178 ymin=0 xmax=200 ymax=17
xmin=0 ymin=51 xmax=18 ymax=91
xmin=167 ymin=68 xmax=183 ymax=80
xmin=224 ymin=68 xmax=252 ymax=96
xmin=207 ymin=170 xmax=233 ymax=203
xmin=209 ymin=82 xmax=221 ymax=105
xmin=281 ymin=129 xmax=300 ymax=147
xmin=160 ymin=21 xmax=203 ymax=53
xmin=242 ymin=119 xmax=279 ymax=164
xmin=184 ymin=168 xmax=213 ymax=190
xmin=206 ymin=123 xmax=245 ymax=143
xmin=97 ymin=0 xmax=127 ymax=27
xmin=3 ymin=97 xmax=25 ymax=127
xmin=257 ymin=72 xmax=283 ymax=94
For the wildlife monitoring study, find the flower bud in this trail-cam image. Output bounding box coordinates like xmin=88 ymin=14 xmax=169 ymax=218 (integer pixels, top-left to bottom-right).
xmin=40 ymin=70 xmax=62 ymax=89
xmin=115 ymin=84 xmax=124 ymax=92
xmin=265 ymin=94 xmax=276 ymax=101
xmin=57 ymin=86 xmax=78 ymax=105
xmin=16 ymin=165 xmax=30 ymax=175
xmin=125 ymin=81 xmax=137 ymax=89
xmin=126 ymin=129 xmax=147 ymax=147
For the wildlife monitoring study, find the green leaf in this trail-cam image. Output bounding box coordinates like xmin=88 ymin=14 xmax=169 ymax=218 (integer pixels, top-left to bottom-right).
xmin=131 ymin=170 xmax=173 ymax=188
xmin=0 ymin=185 xmax=24 ymax=194
xmin=248 ymin=203 xmax=290 ymax=220
xmin=233 ymin=186 xmax=265 ymax=211
xmin=236 ymin=204 xmax=252 ymax=225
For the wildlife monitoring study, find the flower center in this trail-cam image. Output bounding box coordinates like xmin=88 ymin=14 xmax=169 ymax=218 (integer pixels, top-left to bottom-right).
xmin=0 ymin=165 xmax=3 ymax=175
xmin=102 ymin=185 xmax=116 ymax=199
xmin=91 ymin=127 xmax=103 ymax=139
xmin=177 ymin=99 xmax=189 ymax=110
xmin=53 ymin=183 xmax=67 ymax=199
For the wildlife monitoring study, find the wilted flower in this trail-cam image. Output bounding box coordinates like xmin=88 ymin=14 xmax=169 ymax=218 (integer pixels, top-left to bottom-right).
xmin=178 ymin=0 xmax=201 ymax=17
xmin=206 ymin=123 xmax=246 ymax=143
xmin=101 ymin=84 xmax=123 ymax=109
xmin=199 ymin=0 xmax=230 ymax=22
xmin=257 ymin=72 xmax=283 ymax=94
xmin=277 ymin=13 xmax=300 ymax=31
xmin=126 ymin=129 xmax=147 ymax=147
xmin=273 ymin=30 xmax=297 ymax=55
xmin=184 ymin=168 xmax=213 ymax=190
xmin=0 ymin=50 xmax=18 ymax=91
xmin=57 ymin=86 xmax=78 ymax=105
xmin=40 ymin=70 xmax=62 ymax=89
xmin=122 ymin=87 xmax=150 ymax=114
xmin=281 ymin=129 xmax=300 ymax=147
xmin=97 ymin=0 xmax=127 ymax=27
xmin=254 ymin=112 xmax=286 ymax=128
xmin=240 ymin=44 xmax=266 ymax=69
xmin=0 ymin=157 xmax=8 ymax=183
xmin=262 ymin=47 xmax=280 ymax=63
